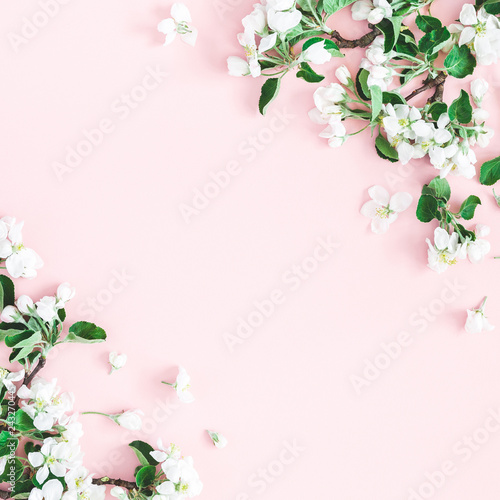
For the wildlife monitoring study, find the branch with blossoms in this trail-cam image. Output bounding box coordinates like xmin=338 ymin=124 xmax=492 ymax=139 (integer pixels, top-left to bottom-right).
xmin=0 ymin=217 xmax=211 ymax=500
xmin=228 ymin=0 xmax=500 ymax=273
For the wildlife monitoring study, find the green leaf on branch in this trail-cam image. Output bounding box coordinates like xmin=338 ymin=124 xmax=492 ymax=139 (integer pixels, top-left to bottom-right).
xmin=448 ymin=90 xmax=473 ymax=124
xmin=416 ymin=14 xmax=442 ymax=33
xmin=355 ymin=69 xmax=370 ymax=101
xmin=427 ymin=177 xmax=451 ymax=202
xmin=416 ymin=194 xmax=441 ymax=222
xmin=428 ymin=101 xmax=448 ymax=121
xmin=302 ymin=37 xmax=343 ymax=57
xmin=0 ymin=275 xmax=15 ymax=310
xmin=136 ymin=465 xmax=156 ymax=489
xmin=0 ymin=457 xmax=25 ymax=483
xmin=460 ymin=195 xmax=481 ymax=220
xmin=444 ymin=44 xmax=476 ymax=78
xmin=296 ymin=62 xmax=325 ymax=83
xmin=66 ymin=321 xmax=106 ymax=344
xmin=370 ymin=85 xmax=383 ymax=123
xmin=129 ymin=441 xmax=159 ymax=467
xmin=323 ymin=0 xmax=356 ymax=15
xmin=5 ymin=330 xmax=42 ymax=349
xmin=375 ymin=134 xmax=399 ymax=163
xmin=14 ymin=410 xmax=35 ymax=432
xmin=377 ymin=17 xmax=403 ymax=53
xmin=382 ymin=91 xmax=406 ymax=105
xmin=259 ymin=78 xmax=281 ymax=116
xmin=10 ymin=479 xmax=36 ymax=499
xmin=480 ymin=156 xmax=500 ymax=185
xmin=0 ymin=430 xmax=18 ymax=456
xmin=418 ymin=27 xmax=451 ymax=55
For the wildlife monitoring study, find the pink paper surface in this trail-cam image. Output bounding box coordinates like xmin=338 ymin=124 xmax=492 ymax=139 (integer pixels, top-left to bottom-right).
xmin=1 ymin=1 xmax=500 ymax=499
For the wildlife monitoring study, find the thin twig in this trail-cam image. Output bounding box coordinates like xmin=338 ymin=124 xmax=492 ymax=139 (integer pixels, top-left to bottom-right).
xmin=93 ymin=477 xmax=138 ymax=490
xmin=331 ymin=24 xmax=380 ymax=49
xmin=405 ymin=72 xmax=447 ymax=102
xmin=14 ymin=357 xmax=46 ymax=406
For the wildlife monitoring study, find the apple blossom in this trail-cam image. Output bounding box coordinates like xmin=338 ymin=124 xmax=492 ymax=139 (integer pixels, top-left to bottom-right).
xmin=109 ymin=351 xmax=128 ymax=374
xmin=465 ymin=297 xmax=495 ymax=333
xmin=471 ymin=78 xmax=489 ymax=105
xmin=36 ymin=296 xmax=59 ymax=323
xmin=17 ymin=294 xmax=34 ymax=314
xmin=114 ymin=410 xmax=144 ymax=430
xmin=28 ymin=479 xmax=64 ymax=500
xmin=29 ymin=437 xmax=74 ymax=484
xmin=361 ymin=186 xmax=413 ymax=234
xmin=207 ymin=430 xmax=228 ymax=449
xmin=426 ymin=228 xmax=461 ymax=273
xmin=300 ymin=41 xmax=332 ymax=65
xmin=351 ymin=0 xmax=392 ymax=24
xmin=0 ymin=367 xmax=25 ymax=392
xmin=0 ymin=305 xmax=20 ymax=323
xmin=335 ymin=65 xmax=352 ymax=86
xmin=56 ymin=283 xmax=76 ymax=307
xmin=158 ymin=3 xmax=197 ymax=47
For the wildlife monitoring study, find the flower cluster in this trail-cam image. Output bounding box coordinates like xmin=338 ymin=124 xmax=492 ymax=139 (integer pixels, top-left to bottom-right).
xmin=0 ymin=216 xmax=43 ymax=279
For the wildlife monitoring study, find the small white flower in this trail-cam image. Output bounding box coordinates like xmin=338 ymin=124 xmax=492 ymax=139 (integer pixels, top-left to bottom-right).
xmin=207 ymin=430 xmax=228 ymax=449
xmin=28 ymin=479 xmax=64 ymax=500
xmin=110 ymin=487 xmax=128 ymax=500
xmin=227 ymin=56 xmax=251 ymax=77
xmin=109 ymin=352 xmax=127 ymax=374
xmin=36 ymin=296 xmax=58 ymax=323
xmin=426 ymin=228 xmax=461 ymax=273
xmin=464 ymin=224 xmax=491 ymax=264
xmin=56 ymin=283 xmax=75 ymax=308
xmin=150 ymin=439 xmax=182 ymax=463
xmin=0 ymin=457 xmax=6 ymax=476
xmin=16 ymin=295 xmax=34 ymax=314
xmin=318 ymin=121 xmax=347 ymax=148
xmin=1 ymin=305 xmax=20 ymax=323
xmin=158 ymin=3 xmax=197 ymax=47
xmin=352 ymin=0 xmax=392 ymax=24
xmin=28 ymin=437 xmax=72 ymax=484
xmin=164 ymin=366 xmax=195 ymax=403
xmin=114 ymin=410 xmax=143 ymax=430
xmin=308 ymin=83 xmax=346 ymax=125
xmin=335 ymin=65 xmax=352 ymax=86
xmin=266 ymin=8 xmax=302 ymax=33
xmin=300 ymin=41 xmax=332 ymax=65
xmin=360 ymin=186 xmax=413 ymax=234
xmin=0 ymin=367 xmax=25 ymax=393
xmin=471 ymin=78 xmax=489 ymax=105
xmin=465 ymin=297 xmax=495 ymax=333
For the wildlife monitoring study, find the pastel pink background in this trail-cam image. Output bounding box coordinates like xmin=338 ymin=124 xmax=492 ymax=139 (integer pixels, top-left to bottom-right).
xmin=1 ymin=1 xmax=500 ymax=499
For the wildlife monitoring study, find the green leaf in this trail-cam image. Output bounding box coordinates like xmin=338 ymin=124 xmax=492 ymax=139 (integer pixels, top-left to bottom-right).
xmin=0 ymin=431 xmax=17 ymax=456
xmin=10 ymin=479 xmax=36 ymax=499
xmin=302 ymin=37 xmax=343 ymax=57
xmin=296 ymin=62 xmax=325 ymax=83
xmin=375 ymin=134 xmax=399 ymax=163
xmin=288 ymin=29 xmax=325 ymax=47
xmin=480 ymin=156 xmax=500 ymax=185
xmin=258 ymin=78 xmax=281 ymax=116
xmin=10 ymin=344 xmax=39 ymax=363
xmin=382 ymin=91 xmax=406 ymax=105
xmin=135 ymin=465 xmax=156 ymax=489
xmin=65 ymin=321 xmax=106 ymax=344
xmin=0 ymin=323 xmax=25 ymax=342
xmin=484 ymin=2 xmax=500 ymax=14
xmin=428 ymin=101 xmax=448 ymax=121
xmin=416 ymin=194 xmax=440 ymax=222
xmin=444 ymin=44 xmax=476 ymax=78
xmin=57 ymin=309 xmax=66 ymax=322
xmin=0 ymin=275 xmax=15 ymax=310
xmin=416 ymin=14 xmax=442 ymax=33
xmin=395 ymin=29 xmax=418 ymax=57
xmin=377 ymin=17 xmax=403 ymax=53
xmin=323 ymin=0 xmax=356 ymax=15
xmin=418 ymin=27 xmax=451 ymax=55
xmin=428 ymin=177 xmax=451 ymax=201
xmin=448 ymin=90 xmax=473 ymax=124
xmin=370 ymin=85 xmax=383 ymax=123
xmin=355 ymin=68 xmax=370 ymax=101
xmin=0 ymin=457 xmax=25 ymax=483
xmin=460 ymin=195 xmax=481 ymax=220
xmin=24 ymin=441 xmax=41 ymax=456
xmin=129 ymin=441 xmax=159 ymax=467
xmin=14 ymin=410 xmax=35 ymax=433
xmin=5 ymin=330 xmax=41 ymax=349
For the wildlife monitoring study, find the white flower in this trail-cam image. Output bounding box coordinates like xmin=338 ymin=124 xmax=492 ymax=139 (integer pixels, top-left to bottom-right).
xmin=63 ymin=466 xmax=105 ymax=500
xmin=56 ymin=283 xmax=75 ymax=308
xmin=29 ymin=437 xmax=72 ymax=484
xmin=28 ymin=479 xmax=64 ymax=500
xmin=16 ymin=295 xmax=34 ymax=314
xmin=465 ymin=297 xmax=495 ymax=333
xmin=235 ymin=29 xmax=277 ymax=78
xmin=158 ymin=3 xmax=197 ymax=47
xmin=300 ymin=41 xmax=332 ymax=65
xmin=207 ymin=430 xmax=228 ymax=449
xmin=351 ymin=0 xmax=392 ymax=24
xmin=164 ymin=366 xmax=195 ymax=403
xmin=0 ymin=457 xmax=6 ymax=476
xmin=335 ymin=65 xmax=352 ymax=85
xmin=58 ymin=414 xmax=83 ymax=444
xmin=361 ymin=186 xmax=412 ymax=234
xmin=227 ymin=56 xmax=251 ymax=77
xmin=383 ymin=104 xmax=433 ymax=141
xmin=465 ymin=224 xmax=491 ymax=264
xmin=162 ymin=456 xmax=203 ymax=498
xmin=110 ymin=487 xmax=128 ymax=500
xmin=150 ymin=439 xmax=182 ymax=463
xmin=1 ymin=305 xmax=20 ymax=323
xmin=267 ymin=0 xmax=296 ymax=9
xmin=114 ymin=410 xmax=143 ymax=430
xmin=457 ymin=5 xmax=500 ymax=65
xmin=308 ymin=83 xmax=346 ymax=125
xmin=0 ymin=367 xmax=25 ymax=393
xmin=318 ymin=121 xmax=347 ymax=148
xmin=18 ymin=377 xmax=74 ymax=431
xmin=109 ymin=352 xmax=128 ymax=374
xmin=242 ymin=4 xmax=267 ymax=34
xmin=471 ymin=78 xmax=489 ymax=105
xmin=36 ymin=296 xmax=58 ymax=323
xmin=426 ymin=228 xmax=461 ymax=273
xmin=267 ymin=8 xmax=302 ymax=33
xmin=360 ymin=38 xmax=396 ymax=90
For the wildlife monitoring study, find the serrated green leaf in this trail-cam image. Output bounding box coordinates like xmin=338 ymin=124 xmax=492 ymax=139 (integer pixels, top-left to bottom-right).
xmin=416 ymin=14 xmax=442 ymax=33
xmin=135 ymin=465 xmax=156 ymax=489
xmin=448 ymin=90 xmax=473 ymax=124
xmin=296 ymin=62 xmax=325 ymax=83
xmin=418 ymin=27 xmax=451 ymax=55
xmin=444 ymin=44 xmax=476 ymax=78
xmin=416 ymin=194 xmax=440 ymax=222
xmin=65 ymin=321 xmax=106 ymax=344
xmin=129 ymin=441 xmax=159 ymax=467
xmin=258 ymin=78 xmax=281 ymax=116
xmin=460 ymin=195 xmax=481 ymax=220
xmin=323 ymin=0 xmax=356 ymax=15
xmin=480 ymin=156 xmax=500 ymax=185
xmin=375 ymin=134 xmax=399 ymax=163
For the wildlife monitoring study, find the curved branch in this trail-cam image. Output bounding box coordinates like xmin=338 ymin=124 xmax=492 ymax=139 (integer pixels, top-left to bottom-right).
xmin=14 ymin=356 xmax=46 ymax=406
xmin=331 ymin=24 xmax=380 ymax=49
xmin=405 ymin=72 xmax=447 ymax=102
xmin=93 ymin=477 xmax=137 ymax=490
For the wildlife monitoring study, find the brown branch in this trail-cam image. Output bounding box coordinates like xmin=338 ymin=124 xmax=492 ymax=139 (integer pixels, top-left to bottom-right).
xmin=0 ymin=490 xmax=10 ymax=499
xmin=405 ymin=72 xmax=447 ymax=102
xmin=93 ymin=477 xmax=138 ymax=490
xmin=331 ymin=24 xmax=380 ymax=49
xmin=14 ymin=356 xmax=46 ymax=406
